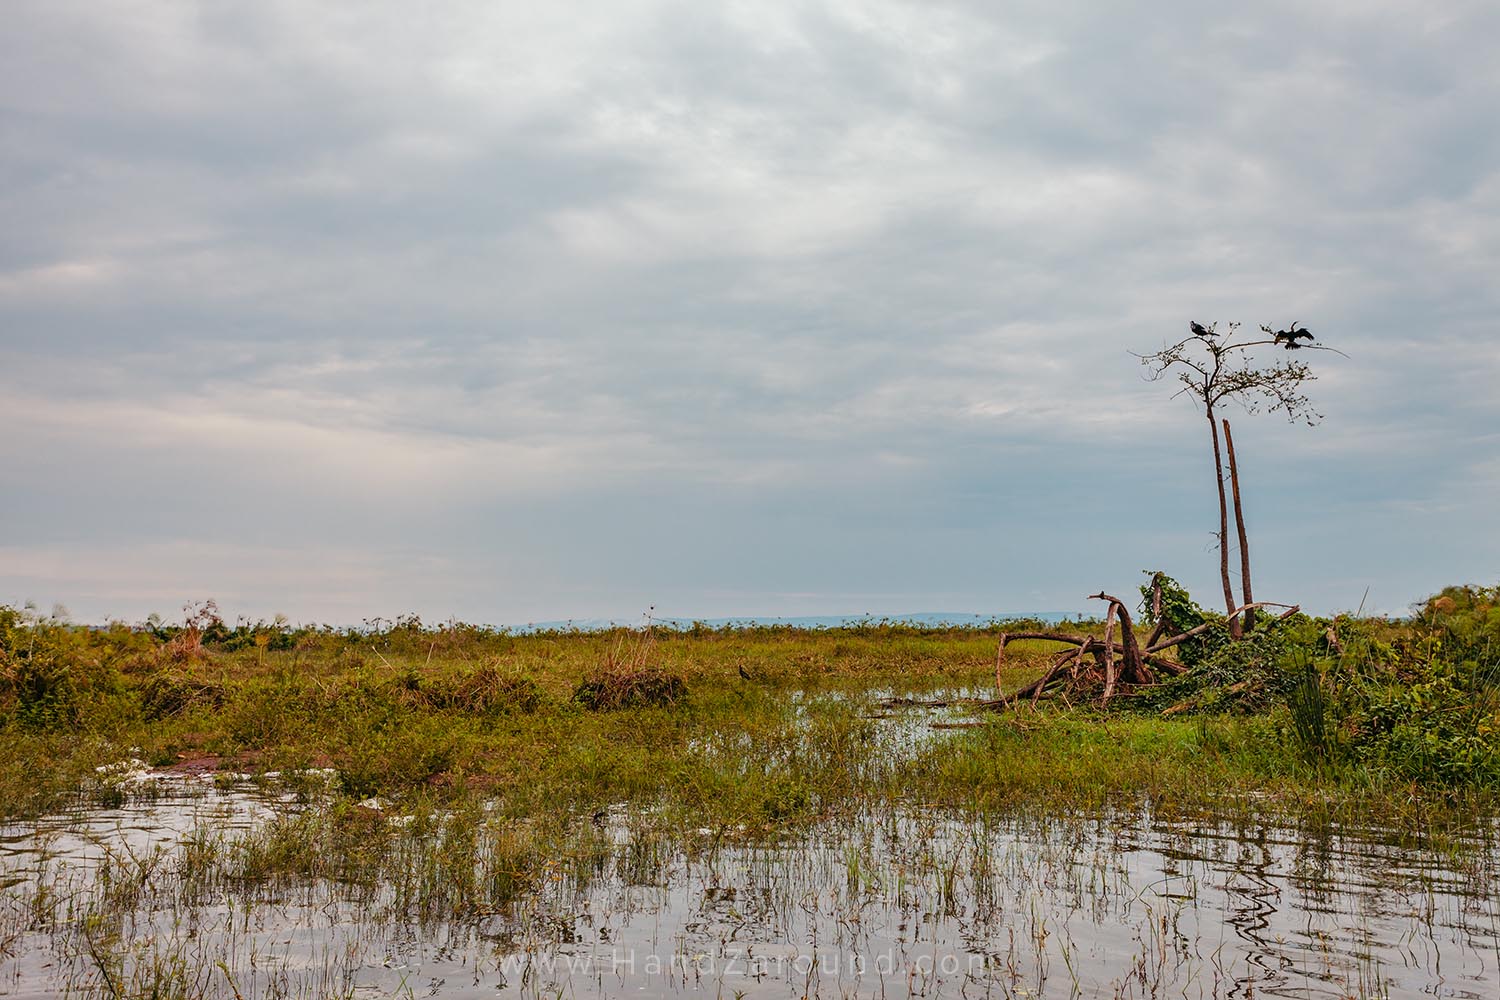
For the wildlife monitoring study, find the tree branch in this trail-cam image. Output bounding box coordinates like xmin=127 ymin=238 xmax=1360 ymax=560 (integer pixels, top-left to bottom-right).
xmin=1145 ymin=602 xmax=1300 ymax=653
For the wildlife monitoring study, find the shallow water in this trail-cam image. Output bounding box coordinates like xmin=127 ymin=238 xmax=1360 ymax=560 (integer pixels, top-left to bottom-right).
xmin=2 ymin=762 xmax=1496 ymax=1000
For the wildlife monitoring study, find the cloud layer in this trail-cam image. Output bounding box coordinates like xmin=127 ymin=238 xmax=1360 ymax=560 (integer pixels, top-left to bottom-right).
xmin=3 ymin=1 xmax=1497 ymax=623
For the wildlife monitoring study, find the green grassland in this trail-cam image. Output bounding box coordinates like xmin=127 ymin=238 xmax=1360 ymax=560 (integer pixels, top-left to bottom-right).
xmin=2 ymin=582 xmax=1497 ymax=837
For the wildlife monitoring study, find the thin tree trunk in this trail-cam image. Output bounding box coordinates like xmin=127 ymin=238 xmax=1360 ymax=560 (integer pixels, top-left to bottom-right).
xmin=1222 ymin=418 xmax=1255 ymax=633
xmin=1146 ymin=573 xmax=1167 ymax=647
xmin=1207 ymin=408 xmax=1241 ymax=639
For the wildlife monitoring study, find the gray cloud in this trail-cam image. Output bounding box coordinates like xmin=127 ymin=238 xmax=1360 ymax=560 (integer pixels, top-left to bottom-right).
xmin=2 ymin=0 xmax=1497 ymax=623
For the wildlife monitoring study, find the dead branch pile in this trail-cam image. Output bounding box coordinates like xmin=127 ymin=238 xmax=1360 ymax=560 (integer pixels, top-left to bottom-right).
xmin=991 ymin=584 xmax=1298 ymax=710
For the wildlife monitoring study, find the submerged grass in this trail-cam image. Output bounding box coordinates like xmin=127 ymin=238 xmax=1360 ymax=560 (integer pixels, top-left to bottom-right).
xmin=10 ymin=765 xmax=1494 ymax=1000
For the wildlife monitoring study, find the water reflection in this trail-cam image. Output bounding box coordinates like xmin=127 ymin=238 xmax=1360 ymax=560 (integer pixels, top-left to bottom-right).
xmin=0 ymin=772 xmax=1496 ymax=999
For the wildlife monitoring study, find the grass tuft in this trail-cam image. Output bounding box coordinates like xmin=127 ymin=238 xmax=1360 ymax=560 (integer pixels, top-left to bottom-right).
xmin=572 ymin=628 xmax=687 ymax=710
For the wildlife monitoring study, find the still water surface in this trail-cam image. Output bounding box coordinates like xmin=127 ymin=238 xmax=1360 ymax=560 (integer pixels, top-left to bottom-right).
xmin=0 ymin=760 xmax=1495 ymax=998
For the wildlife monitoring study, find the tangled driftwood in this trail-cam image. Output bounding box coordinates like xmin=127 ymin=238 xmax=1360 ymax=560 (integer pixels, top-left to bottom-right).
xmin=990 ymin=585 xmax=1299 ymax=710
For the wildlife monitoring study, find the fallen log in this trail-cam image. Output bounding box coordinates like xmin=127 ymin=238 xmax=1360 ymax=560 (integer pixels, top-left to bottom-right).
xmin=1161 ymin=678 xmax=1255 ymax=716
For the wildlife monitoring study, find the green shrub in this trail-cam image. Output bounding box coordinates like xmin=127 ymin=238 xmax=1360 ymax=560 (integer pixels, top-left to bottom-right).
xmin=1337 ymin=673 xmax=1500 ymax=786
xmin=1 ymin=607 xmax=89 ymax=730
xmin=757 ymin=772 xmax=812 ymax=821
xmin=1277 ymin=585 xmax=1500 ymax=786
xmin=1415 ymin=584 xmax=1500 ymax=685
xmin=3 ymin=655 xmax=80 ymax=730
xmin=1138 ymin=572 xmax=1228 ymax=668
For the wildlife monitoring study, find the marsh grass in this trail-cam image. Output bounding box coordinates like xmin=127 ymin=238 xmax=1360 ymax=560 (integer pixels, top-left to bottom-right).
xmin=1286 ymin=657 xmax=1330 ymax=762
xmin=572 ymin=627 xmax=687 ymax=710
xmin=401 ymin=661 xmax=541 ymax=715
xmin=139 ymin=669 xmax=225 ymax=720
xmin=0 ymin=609 xmax=1494 ymax=838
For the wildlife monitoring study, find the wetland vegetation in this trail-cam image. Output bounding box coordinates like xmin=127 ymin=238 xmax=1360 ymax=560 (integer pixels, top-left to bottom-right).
xmin=1 ymin=580 xmax=1497 ymax=997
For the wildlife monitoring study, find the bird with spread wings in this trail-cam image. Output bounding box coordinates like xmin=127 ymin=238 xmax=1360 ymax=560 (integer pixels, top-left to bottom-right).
xmin=1272 ymin=323 xmax=1315 ymax=349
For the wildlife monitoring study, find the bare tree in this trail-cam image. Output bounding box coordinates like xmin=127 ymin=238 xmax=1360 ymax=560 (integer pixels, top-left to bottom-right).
xmin=1135 ymin=321 xmax=1338 ymax=637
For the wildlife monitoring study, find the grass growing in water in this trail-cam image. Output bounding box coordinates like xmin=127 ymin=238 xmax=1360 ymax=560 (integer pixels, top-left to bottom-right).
xmin=0 ymin=590 xmax=1495 ymax=836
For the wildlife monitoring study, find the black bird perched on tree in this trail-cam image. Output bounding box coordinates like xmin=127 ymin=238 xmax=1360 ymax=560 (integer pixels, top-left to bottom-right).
xmin=1273 ymin=324 xmax=1314 ymax=349
xmin=1190 ymin=321 xmax=1214 ymax=338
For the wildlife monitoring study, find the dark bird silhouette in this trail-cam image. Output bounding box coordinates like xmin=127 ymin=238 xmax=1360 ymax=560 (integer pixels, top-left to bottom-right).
xmin=738 ymin=664 xmax=752 ymax=682
xmin=1190 ymin=321 xmax=1214 ymax=338
xmin=1273 ymin=325 xmax=1314 ymax=349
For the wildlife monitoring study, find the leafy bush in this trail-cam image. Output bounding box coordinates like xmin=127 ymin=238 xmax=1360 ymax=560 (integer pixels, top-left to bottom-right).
xmin=1274 ymin=588 xmax=1500 ymax=786
xmin=1128 ymin=576 xmax=1318 ymax=714
xmin=757 ymin=772 xmax=812 ymax=821
xmin=0 ymin=606 xmax=20 ymax=656
xmin=1329 ymin=667 xmax=1500 ymax=786
xmin=1138 ymin=572 xmax=1229 ymax=668
xmin=1194 ymin=626 xmax=1289 ymax=694
xmin=2 ymin=655 xmax=80 ymax=730
xmin=0 ymin=605 xmax=126 ymax=731
xmin=336 ymin=715 xmax=462 ymax=798
xmin=1414 ymin=584 xmax=1500 ymax=684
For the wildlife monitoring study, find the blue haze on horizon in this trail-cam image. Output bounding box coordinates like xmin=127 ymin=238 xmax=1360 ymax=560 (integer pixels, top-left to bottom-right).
xmin=511 ymin=612 xmax=1083 ymax=635
xmin=1 ymin=2 xmax=1497 ymax=627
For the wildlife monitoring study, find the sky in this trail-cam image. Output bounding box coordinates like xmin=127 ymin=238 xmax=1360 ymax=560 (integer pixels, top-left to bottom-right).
xmin=2 ymin=1 xmax=1497 ymax=626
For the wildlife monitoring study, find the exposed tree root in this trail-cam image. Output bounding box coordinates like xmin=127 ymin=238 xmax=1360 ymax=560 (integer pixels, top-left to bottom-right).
xmin=988 ymin=591 xmax=1300 ymax=710
xmin=870 ymin=594 xmax=1300 ymax=717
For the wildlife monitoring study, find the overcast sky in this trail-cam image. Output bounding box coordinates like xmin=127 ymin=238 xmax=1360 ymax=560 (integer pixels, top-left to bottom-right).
xmin=2 ymin=1 xmax=1497 ymax=625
